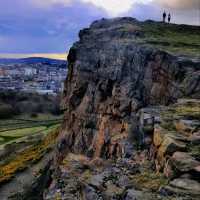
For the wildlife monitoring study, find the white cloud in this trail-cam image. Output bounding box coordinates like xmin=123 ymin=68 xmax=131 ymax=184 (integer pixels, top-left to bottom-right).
xmin=31 ymin=0 xmax=198 ymax=16
xmin=82 ymin=0 xmax=134 ymax=16
xmin=31 ymin=0 xmax=153 ymax=16
xmin=31 ymin=0 xmax=72 ymax=8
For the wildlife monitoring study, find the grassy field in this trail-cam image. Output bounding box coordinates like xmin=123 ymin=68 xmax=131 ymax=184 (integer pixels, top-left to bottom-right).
xmin=0 ymin=114 xmax=63 ymax=145
xmin=0 ymin=113 xmax=62 ymax=183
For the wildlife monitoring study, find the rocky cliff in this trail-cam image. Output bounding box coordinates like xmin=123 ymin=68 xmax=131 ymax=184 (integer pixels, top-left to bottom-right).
xmin=47 ymin=18 xmax=200 ymax=199
xmin=60 ymin=17 xmax=199 ymax=158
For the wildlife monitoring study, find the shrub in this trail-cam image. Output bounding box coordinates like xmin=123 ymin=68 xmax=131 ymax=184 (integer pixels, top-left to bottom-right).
xmin=0 ymin=104 xmax=14 ymax=119
xmin=0 ymin=90 xmax=62 ymax=116
xmin=30 ymin=113 xmax=38 ymax=118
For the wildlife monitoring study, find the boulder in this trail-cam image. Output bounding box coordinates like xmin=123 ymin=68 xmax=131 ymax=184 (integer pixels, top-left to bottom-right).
xmin=139 ymin=109 xmax=155 ymax=134
xmin=171 ymin=151 xmax=200 ymax=172
xmin=89 ymin=174 xmax=105 ymax=189
xmin=104 ymin=182 xmax=124 ymax=198
xmin=125 ymin=189 xmax=137 ymax=200
xmin=83 ymin=185 xmax=102 ymax=200
xmin=117 ymin=175 xmax=131 ymax=188
xmin=177 ymin=99 xmax=200 ymax=105
xmin=189 ymin=131 xmax=200 ymax=145
xmin=157 ymin=134 xmax=186 ymax=165
xmin=165 ymin=178 xmax=200 ymax=196
xmin=194 ymin=165 xmax=200 ymax=173
xmin=124 ymin=189 xmax=159 ymax=200
xmin=175 ymin=119 xmax=199 ymax=136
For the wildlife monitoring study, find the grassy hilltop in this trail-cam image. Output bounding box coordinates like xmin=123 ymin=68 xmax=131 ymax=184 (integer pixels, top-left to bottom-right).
xmin=141 ymin=21 xmax=200 ymax=58
xmin=112 ymin=19 xmax=200 ymax=58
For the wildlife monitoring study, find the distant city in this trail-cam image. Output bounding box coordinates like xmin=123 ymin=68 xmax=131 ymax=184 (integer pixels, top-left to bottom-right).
xmin=0 ymin=57 xmax=67 ymax=95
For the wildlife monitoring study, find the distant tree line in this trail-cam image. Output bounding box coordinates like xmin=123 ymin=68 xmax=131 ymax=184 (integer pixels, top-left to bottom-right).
xmin=0 ymin=90 xmax=63 ymax=119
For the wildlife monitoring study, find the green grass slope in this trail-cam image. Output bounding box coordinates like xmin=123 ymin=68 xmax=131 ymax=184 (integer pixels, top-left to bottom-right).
xmin=141 ymin=21 xmax=200 ymax=58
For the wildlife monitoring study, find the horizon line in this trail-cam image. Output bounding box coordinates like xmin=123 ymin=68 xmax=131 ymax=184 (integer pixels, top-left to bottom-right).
xmin=0 ymin=53 xmax=68 ymax=60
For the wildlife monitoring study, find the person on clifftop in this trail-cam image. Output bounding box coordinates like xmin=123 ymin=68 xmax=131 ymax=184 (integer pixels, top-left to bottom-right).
xmin=168 ymin=13 xmax=171 ymax=23
xmin=163 ymin=11 xmax=166 ymax=22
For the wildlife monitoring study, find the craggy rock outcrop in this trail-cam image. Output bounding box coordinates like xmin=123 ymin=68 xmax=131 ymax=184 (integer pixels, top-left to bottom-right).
xmin=60 ymin=17 xmax=200 ymax=159
xmin=44 ymin=153 xmax=169 ymax=200
xmin=44 ymin=17 xmax=200 ymax=199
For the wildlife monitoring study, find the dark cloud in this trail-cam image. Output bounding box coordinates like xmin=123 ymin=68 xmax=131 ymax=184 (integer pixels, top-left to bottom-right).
xmin=0 ymin=0 xmax=199 ymax=53
xmin=0 ymin=0 xmax=104 ymax=53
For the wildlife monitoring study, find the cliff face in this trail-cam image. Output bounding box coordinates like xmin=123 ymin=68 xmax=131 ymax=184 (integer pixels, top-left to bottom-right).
xmin=60 ymin=17 xmax=200 ymax=159
xmin=41 ymin=18 xmax=200 ymax=199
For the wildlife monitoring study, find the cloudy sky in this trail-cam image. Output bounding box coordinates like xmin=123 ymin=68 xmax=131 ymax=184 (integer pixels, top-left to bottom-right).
xmin=0 ymin=0 xmax=199 ymax=58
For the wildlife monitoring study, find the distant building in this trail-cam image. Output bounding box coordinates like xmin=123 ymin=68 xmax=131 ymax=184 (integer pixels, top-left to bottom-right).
xmin=24 ymin=67 xmax=37 ymax=76
xmin=0 ymin=61 xmax=67 ymax=95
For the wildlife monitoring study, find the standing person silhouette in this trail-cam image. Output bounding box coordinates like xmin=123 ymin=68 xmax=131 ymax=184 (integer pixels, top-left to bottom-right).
xmin=163 ymin=11 xmax=166 ymax=22
xmin=168 ymin=13 xmax=171 ymax=23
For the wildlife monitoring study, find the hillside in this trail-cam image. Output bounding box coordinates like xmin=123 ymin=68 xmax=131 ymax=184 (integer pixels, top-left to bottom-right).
xmin=52 ymin=18 xmax=200 ymax=200
xmin=140 ymin=20 xmax=200 ymax=58
xmin=0 ymin=18 xmax=199 ymax=200
xmin=0 ymin=90 xmax=63 ymax=199
xmin=0 ymin=57 xmax=67 ymax=65
xmin=79 ymin=17 xmax=200 ymax=58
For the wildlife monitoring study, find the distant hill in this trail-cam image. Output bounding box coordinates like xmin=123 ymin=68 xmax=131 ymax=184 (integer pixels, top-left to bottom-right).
xmin=0 ymin=57 xmax=67 ymax=65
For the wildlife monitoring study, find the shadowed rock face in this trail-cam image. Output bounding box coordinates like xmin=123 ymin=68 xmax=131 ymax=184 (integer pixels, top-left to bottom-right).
xmin=60 ymin=17 xmax=200 ymax=159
